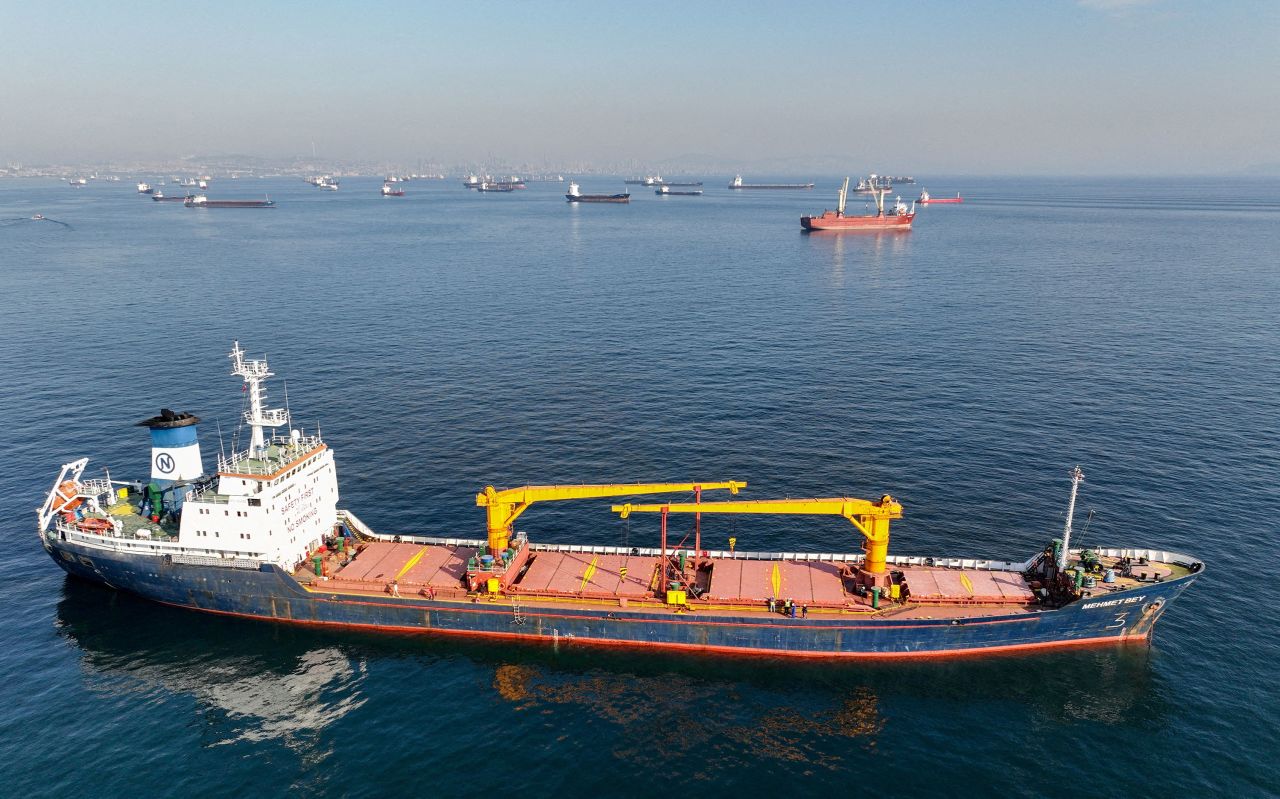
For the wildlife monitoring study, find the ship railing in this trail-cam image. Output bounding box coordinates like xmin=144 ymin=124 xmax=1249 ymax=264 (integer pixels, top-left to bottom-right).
xmin=53 ymin=523 xmax=266 ymax=562
xmin=246 ymin=408 xmax=290 ymax=427
xmin=80 ymin=477 xmax=115 ymax=498
xmin=1076 ymin=546 xmax=1202 ymax=570
xmin=337 ymin=508 xmax=378 ymax=539
xmin=217 ymin=435 xmax=325 ymax=475
xmin=185 ymin=488 xmax=234 ymax=504
xmin=332 ymin=526 xmax=1032 ymax=572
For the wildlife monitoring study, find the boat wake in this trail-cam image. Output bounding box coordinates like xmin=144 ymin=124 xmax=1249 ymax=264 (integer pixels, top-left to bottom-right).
xmin=0 ymin=216 xmax=72 ymax=229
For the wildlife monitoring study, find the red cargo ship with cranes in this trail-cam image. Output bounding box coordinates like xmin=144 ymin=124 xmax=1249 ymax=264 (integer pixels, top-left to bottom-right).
xmin=801 ymin=177 xmax=916 ymax=231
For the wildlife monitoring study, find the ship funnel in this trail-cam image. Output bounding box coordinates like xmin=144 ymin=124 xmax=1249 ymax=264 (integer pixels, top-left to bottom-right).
xmin=137 ymin=409 xmax=204 ymax=480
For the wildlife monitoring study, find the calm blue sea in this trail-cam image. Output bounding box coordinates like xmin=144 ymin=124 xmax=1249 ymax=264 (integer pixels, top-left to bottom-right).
xmin=1 ymin=175 xmax=1277 ymax=797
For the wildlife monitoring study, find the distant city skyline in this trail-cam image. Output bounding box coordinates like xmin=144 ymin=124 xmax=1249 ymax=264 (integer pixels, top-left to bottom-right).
xmin=4 ymin=1 xmax=1278 ymax=175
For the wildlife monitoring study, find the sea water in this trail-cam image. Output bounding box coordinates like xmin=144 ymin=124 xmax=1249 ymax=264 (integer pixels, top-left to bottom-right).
xmin=1 ymin=175 xmax=1277 ymax=796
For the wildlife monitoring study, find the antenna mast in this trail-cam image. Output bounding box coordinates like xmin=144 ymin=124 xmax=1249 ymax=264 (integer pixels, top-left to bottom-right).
xmin=1058 ymin=466 xmax=1085 ymax=570
xmin=229 ymin=341 xmax=290 ymax=453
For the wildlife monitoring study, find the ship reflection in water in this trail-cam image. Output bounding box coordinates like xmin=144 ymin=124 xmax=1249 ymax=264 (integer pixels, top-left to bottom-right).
xmin=493 ymin=663 xmax=884 ymax=768
xmin=805 ymin=224 xmax=913 ymax=289
xmin=56 ymin=578 xmax=1168 ymax=774
xmin=55 ymin=582 xmax=368 ymax=753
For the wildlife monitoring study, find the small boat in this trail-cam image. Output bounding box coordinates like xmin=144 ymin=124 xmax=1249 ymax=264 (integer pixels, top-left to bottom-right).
xmin=318 ymin=182 xmax=338 ymax=191
xmin=136 ymin=182 xmax=153 ymax=194
xmin=918 ymin=189 xmax=963 ymax=204
xmin=656 ymin=185 xmax=702 ymax=196
xmin=381 ymin=183 xmax=405 ymax=197
xmin=729 ymin=175 xmax=814 ymax=190
xmin=184 ymin=194 xmax=275 ymax=208
xmin=566 ymin=183 xmax=629 ymax=203
xmin=31 ymin=214 xmax=44 ymax=220
xmin=801 ymin=177 xmax=915 ymax=231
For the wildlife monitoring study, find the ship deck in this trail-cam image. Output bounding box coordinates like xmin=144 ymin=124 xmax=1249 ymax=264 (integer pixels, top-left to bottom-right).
xmin=290 ymin=538 xmax=1182 ymax=619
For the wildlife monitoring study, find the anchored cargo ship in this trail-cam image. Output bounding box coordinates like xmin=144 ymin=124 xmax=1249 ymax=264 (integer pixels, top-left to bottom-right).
xmin=656 ymin=186 xmax=703 ymax=196
xmin=729 ymin=175 xmax=814 ymax=190
xmin=38 ymin=344 xmax=1201 ymax=659
xmin=184 ymin=195 xmax=275 ymax=208
xmin=566 ymin=183 xmax=629 ymax=203
xmin=801 ymin=177 xmax=915 ymax=231
xmin=919 ymin=189 xmax=963 ymax=204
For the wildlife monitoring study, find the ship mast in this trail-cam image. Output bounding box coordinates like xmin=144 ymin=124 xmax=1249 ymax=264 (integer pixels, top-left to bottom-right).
xmin=1058 ymin=466 xmax=1085 ymax=570
xmin=229 ymin=341 xmax=290 ymax=454
xmin=837 ymin=176 xmax=849 ymax=215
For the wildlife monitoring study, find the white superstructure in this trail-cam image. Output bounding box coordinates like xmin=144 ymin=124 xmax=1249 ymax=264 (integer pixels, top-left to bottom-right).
xmin=38 ymin=342 xmax=340 ymax=572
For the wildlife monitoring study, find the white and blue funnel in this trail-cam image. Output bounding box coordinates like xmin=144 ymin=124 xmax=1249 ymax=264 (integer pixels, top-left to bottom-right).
xmin=137 ymin=409 xmax=204 ymax=481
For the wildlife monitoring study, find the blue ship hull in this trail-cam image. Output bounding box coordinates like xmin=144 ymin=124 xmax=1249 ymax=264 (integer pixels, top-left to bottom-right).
xmin=43 ymin=536 xmax=1196 ymax=659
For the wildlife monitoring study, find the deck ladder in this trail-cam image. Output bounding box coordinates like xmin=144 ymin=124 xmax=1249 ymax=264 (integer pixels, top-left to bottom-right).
xmin=511 ymin=595 xmax=526 ymax=625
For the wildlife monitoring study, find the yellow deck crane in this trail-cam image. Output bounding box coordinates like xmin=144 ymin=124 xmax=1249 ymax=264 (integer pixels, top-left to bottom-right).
xmin=476 ymin=481 xmax=746 ymax=557
xmin=612 ymin=494 xmax=904 ymax=583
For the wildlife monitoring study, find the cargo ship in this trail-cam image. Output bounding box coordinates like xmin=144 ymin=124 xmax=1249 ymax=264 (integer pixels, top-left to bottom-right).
xmin=151 ymin=191 xmax=189 ymax=202
xmin=854 ymin=175 xmax=893 ymax=194
xmin=801 ymin=177 xmax=915 ymax=231
xmin=380 ymin=183 xmax=405 ymax=197
xmin=566 ymin=183 xmax=629 ymax=203
xmin=184 ymin=195 xmax=275 ymax=208
xmin=37 ymin=343 xmax=1201 ymax=659
xmin=136 ymin=182 xmax=154 ymax=194
xmin=478 ymin=176 xmax=525 ymax=190
xmin=729 ymin=175 xmax=814 ymax=190
xmin=656 ymin=186 xmax=703 ymax=196
xmin=918 ymin=189 xmax=963 ymax=204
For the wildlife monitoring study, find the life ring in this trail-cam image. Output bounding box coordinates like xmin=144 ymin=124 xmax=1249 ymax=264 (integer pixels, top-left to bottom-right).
xmin=79 ymin=518 xmax=113 ymax=535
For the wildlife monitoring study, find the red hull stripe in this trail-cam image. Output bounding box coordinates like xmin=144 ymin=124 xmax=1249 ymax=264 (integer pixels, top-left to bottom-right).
xmin=157 ymin=600 xmax=1146 ymax=660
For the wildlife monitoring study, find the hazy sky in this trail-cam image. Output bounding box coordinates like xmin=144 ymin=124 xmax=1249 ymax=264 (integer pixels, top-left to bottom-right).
xmin=3 ymin=0 xmax=1277 ymax=174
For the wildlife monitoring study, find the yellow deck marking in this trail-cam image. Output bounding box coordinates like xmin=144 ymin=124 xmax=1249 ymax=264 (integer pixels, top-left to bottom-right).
xmin=395 ymin=547 xmax=428 ymax=581
xmin=960 ymin=572 xmax=974 ymax=595
xmin=770 ymin=563 xmax=781 ymax=599
xmin=579 ymin=556 xmax=599 ymax=591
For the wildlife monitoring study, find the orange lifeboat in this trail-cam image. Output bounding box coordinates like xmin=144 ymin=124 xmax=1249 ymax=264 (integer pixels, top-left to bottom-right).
xmin=79 ymin=518 xmax=113 ymax=535
xmin=55 ymin=481 xmax=82 ymax=512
